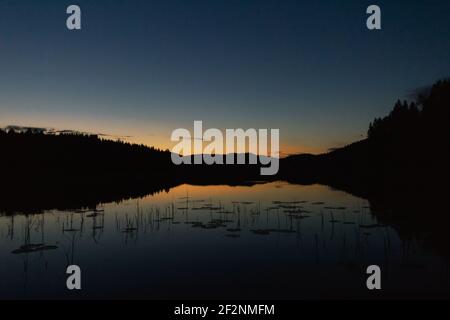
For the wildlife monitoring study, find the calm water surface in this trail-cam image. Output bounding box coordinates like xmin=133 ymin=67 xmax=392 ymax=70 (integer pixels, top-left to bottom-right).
xmin=1 ymin=182 xmax=449 ymax=299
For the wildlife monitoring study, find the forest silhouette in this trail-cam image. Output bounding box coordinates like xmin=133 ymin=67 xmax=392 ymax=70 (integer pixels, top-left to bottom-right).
xmin=1 ymin=79 xmax=449 ymax=215
xmin=282 ymin=79 xmax=450 ymax=201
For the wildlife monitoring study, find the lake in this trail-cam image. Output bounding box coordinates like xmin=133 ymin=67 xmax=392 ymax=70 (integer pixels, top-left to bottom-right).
xmin=1 ymin=181 xmax=449 ymax=299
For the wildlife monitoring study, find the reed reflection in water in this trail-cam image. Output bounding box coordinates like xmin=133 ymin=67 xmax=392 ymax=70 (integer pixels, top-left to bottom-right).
xmin=0 ymin=182 xmax=449 ymax=299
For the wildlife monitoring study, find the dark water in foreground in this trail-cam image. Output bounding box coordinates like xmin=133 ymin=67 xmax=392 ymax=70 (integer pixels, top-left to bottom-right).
xmin=1 ymin=182 xmax=449 ymax=299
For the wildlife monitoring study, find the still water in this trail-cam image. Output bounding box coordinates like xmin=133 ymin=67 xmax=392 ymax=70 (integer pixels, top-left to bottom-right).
xmin=1 ymin=182 xmax=449 ymax=299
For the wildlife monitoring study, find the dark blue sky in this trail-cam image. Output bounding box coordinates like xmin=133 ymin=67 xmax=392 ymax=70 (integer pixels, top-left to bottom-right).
xmin=0 ymin=0 xmax=449 ymax=153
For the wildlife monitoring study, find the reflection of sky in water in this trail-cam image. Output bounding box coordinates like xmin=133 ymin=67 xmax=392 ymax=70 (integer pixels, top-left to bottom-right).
xmin=1 ymin=182 xmax=449 ymax=299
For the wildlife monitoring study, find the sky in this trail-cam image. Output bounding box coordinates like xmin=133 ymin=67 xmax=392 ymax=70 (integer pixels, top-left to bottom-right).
xmin=0 ymin=0 xmax=449 ymax=155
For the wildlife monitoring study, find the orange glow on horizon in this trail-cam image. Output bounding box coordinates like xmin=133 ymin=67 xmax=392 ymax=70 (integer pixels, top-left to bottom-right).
xmin=1 ymin=116 xmax=329 ymax=155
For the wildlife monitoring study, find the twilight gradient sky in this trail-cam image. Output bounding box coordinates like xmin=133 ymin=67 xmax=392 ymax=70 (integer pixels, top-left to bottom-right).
xmin=0 ymin=0 xmax=449 ymax=154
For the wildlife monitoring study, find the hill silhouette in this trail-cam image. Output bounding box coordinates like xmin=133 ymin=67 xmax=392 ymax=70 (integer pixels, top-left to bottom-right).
xmin=0 ymin=131 xmax=181 ymax=213
xmin=0 ymin=130 xmax=267 ymax=213
xmin=279 ymin=79 xmax=450 ymax=257
xmin=281 ymin=79 xmax=450 ymax=200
